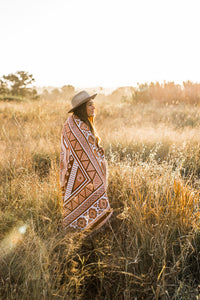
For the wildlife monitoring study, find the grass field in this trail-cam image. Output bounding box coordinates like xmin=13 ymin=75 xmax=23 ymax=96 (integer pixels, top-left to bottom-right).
xmin=0 ymin=90 xmax=200 ymax=299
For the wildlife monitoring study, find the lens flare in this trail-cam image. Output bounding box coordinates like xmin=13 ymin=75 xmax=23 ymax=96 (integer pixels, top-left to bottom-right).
xmin=18 ymin=225 xmax=27 ymax=234
xmin=0 ymin=224 xmax=28 ymax=258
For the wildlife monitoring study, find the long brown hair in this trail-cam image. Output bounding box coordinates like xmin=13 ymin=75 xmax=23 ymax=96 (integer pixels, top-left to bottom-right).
xmin=73 ymin=101 xmax=100 ymax=146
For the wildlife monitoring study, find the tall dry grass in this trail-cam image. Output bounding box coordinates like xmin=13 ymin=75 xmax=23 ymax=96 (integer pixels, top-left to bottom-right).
xmin=0 ymin=94 xmax=200 ymax=299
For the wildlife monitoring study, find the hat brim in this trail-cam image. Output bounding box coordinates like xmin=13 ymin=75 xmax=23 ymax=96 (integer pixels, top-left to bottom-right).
xmin=68 ymin=93 xmax=97 ymax=113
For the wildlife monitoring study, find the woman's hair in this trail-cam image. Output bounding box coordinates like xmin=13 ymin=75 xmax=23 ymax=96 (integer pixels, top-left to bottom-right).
xmin=73 ymin=101 xmax=100 ymax=145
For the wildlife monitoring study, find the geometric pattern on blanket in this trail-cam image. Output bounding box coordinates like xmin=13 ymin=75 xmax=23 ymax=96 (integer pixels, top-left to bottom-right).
xmin=60 ymin=114 xmax=112 ymax=231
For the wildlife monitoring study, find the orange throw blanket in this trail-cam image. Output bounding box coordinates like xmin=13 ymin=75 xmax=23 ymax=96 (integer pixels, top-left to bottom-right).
xmin=60 ymin=115 xmax=112 ymax=232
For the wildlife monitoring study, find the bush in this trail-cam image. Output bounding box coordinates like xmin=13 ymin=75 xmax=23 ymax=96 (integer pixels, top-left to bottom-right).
xmin=32 ymin=153 xmax=51 ymax=178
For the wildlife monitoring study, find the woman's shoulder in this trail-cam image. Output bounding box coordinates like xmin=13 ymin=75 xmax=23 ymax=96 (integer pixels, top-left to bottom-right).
xmin=72 ymin=115 xmax=90 ymax=131
xmin=63 ymin=115 xmax=73 ymax=126
xmin=62 ymin=116 xmax=71 ymax=133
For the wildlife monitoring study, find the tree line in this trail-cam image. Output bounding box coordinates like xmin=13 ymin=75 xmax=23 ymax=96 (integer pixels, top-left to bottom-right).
xmin=0 ymin=71 xmax=38 ymax=101
xmin=1 ymin=71 xmax=200 ymax=105
xmin=130 ymin=81 xmax=200 ymax=104
xmin=0 ymin=71 xmax=75 ymax=102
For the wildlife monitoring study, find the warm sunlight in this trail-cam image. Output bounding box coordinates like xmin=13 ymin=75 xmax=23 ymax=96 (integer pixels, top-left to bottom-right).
xmin=1 ymin=2 xmax=200 ymax=297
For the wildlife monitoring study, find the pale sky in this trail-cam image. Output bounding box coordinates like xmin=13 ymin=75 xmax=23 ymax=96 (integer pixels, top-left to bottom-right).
xmin=0 ymin=0 xmax=200 ymax=88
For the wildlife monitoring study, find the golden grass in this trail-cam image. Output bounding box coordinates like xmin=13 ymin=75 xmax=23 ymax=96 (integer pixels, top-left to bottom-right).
xmin=0 ymin=95 xmax=200 ymax=299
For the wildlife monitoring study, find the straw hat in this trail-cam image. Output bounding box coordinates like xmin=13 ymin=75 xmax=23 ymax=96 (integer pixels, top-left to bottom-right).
xmin=68 ymin=90 xmax=97 ymax=113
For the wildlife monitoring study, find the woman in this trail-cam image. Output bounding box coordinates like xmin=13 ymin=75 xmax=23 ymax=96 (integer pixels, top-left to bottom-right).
xmin=60 ymin=90 xmax=112 ymax=233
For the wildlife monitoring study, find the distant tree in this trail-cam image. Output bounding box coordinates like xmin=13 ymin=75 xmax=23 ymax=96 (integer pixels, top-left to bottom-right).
xmin=183 ymin=80 xmax=200 ymax=104
xmin=50 ymin=88 xmax=61 ymax=100
xmin=40 ymin=85 xmax=75 ymax=101
xmin=1 ymin=71 xmax=38 ymax=99
xmin=61 ymin=85 xmax=75 ymax=99
xmin=41 ymin=88 xmax=50 ymax=101
xmin=132 ymin=83 xmax=151 ymax=103
xmin=0 ymin=79 xmax=9 ymax=94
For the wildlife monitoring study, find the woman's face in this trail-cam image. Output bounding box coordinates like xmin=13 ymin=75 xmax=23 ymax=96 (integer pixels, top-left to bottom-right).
xmin=86 ymin=100 xmax=95 ymax=117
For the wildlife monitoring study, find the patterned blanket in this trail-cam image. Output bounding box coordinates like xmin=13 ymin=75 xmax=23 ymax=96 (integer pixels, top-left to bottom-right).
xmin=60 ymin=115 xmax=112 ymax=232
